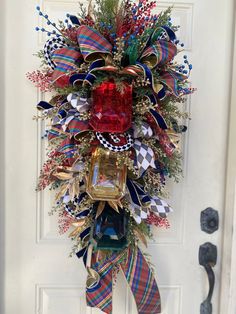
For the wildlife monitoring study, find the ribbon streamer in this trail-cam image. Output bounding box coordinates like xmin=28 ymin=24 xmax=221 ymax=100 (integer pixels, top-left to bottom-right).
xmin=86 ymin=248 xmax=161 ymax=314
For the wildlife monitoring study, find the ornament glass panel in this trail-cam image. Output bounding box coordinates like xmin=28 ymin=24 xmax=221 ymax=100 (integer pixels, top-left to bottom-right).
xmin=89 ymin=81 xmax=133 ymax=133
xmin=92 ymin=204 xmax=128 ymax=251
xmin=86 ymin=147 xmax=127 ymax=201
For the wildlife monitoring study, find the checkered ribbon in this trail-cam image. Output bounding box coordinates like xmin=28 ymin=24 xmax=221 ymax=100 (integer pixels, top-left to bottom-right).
xmin=149 ymin=196 xmax=173 ymax=218
xmin=44 ymin=36 xmax=68 ymax=69
xmin=67 ymin=93 xmax=91 ymax=112
xmin=133 ymin=122 xmax=153 ymax=139
xmin=96 ymin=132 xmax=134 ymax=152
xmin=126 ymin=178 xmax=172 ymax=222
xmin=77 ymin=25 xmax=113 ymax=61
xmin=133 ymin=140 xmax=156 ymax=176
xmin=130 ymin=201 xmax=149 ymax=224
xmin=86 ymin=248 xmax=161 ymax=314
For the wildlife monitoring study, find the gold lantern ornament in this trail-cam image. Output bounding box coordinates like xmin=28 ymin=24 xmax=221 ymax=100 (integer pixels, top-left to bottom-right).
xmin=86 ymin=147 xmax=127 ymax=201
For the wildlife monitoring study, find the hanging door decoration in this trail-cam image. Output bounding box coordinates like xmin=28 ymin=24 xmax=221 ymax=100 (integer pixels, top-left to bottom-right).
xmin=27 ymin=1 xmax=194 ymax=313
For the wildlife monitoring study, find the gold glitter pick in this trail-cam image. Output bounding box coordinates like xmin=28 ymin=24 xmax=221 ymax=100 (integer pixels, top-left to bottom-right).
xmin=55 ymin=183 xmax=68 ymax=201
xmin=154 ymin=83 xmax=164 ymax=94
xmin=166 ymin=130 xmax=181 ymax=151
xmin=95 ymin=201 xmax=106 ymax=219
xmin=117 ymin=199 xmax=123 ymax=209
xmin=87 ymin=0 xmax=94 ymax=17
xmin=108 ymin=201 xmax=120 ymax=213
xmin=69 ymin=178 xmax=80 ymax=199
xmin=69 ymin=219 xmax=86 ymax=238
xmin=53 ymin=171 xmax=73 ymax=181
xmin=104 ymin=54 xmax=114 ymax=66
xmin=134 ymin=228 xmax=148 ymax=247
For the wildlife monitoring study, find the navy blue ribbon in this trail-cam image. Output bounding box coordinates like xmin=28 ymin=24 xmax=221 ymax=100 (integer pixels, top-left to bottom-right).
xmin=37 ymin=101 xmax=54 ymax=110
xmin=76 ymin=246 xmax=88 ymax=266
xmin=149 ymin=108 xmax=168 ymax=130
xmin=161 ymin=26 xmax=176 ymax=41
xmin=80 ymin=227 xmax=91 ymax=241
xmin=70 ymin=59 xmax=105 ymax=86
xmin=57 ymin=109 xmax=67 ymax=119
xmin=69 ymin=15 xmax=80 ymax=25
xmin=127 ymin=179 xmax=151 ymax=207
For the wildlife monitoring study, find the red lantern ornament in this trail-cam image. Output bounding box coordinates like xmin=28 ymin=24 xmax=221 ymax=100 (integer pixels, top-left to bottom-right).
xmin=89 ymin=81 xmax=133 ymax=133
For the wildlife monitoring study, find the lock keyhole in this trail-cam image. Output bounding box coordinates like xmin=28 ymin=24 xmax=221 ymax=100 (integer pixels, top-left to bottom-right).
xmin=201 ymin=208 xmax=219 ymax=234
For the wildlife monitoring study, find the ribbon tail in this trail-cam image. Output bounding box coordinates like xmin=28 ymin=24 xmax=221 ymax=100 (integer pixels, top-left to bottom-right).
xmin=121 ymin=248 xmax=161 ymax=314
xmin=86 ymin=252 xmax=120 ymax=314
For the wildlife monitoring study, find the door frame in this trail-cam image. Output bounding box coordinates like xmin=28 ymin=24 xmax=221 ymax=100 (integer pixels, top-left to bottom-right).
xmin=220 ymin=3 xmax=236 ymax=313
xmin=0 ymin=0 xmax=5 ymax=313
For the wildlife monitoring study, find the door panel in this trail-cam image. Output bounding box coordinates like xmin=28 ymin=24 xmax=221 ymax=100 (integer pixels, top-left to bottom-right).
xmin=4 ymin=0 xmax=234 ymax=313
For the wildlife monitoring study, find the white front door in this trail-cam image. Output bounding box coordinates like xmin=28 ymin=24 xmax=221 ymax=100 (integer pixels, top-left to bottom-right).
xmin=3 ymin=0 xmax=234 ymax=313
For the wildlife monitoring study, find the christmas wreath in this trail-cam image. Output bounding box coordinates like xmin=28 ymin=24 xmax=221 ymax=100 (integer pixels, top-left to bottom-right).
xmin=27 ymin=1 xmax=194 ymax=313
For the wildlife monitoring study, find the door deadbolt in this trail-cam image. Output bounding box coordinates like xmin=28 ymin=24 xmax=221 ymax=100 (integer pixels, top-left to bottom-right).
xmin=201 ymin=208 xmax=219 ymax=234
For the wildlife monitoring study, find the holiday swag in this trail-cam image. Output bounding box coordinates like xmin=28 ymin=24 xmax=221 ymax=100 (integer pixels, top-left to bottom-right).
xmin=28 ymin=1 xmax=194 ymax=313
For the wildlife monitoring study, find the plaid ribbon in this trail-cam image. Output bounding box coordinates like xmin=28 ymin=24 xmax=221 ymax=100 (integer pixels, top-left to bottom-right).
xmin=160 ymin=70 xmax=187 ymax=96
xmin=86 ymin=251 xmax=126 ymax=314
xmin=51 ymin=47 xmax=83 ymax=82
xmin=140 ymin=40 xmax=177 ymax=68
xmin=77 ymin=25 xmax=113 ymax=61
xmin=87 ymin=248 xmax=161 ymax=314
xmin=133 ymin=139 xmax=156 ymax=176
xmin=58 ymin=137 xmax=77 ymax=157
xmin=121 ymin=248 xmax=161 ymax=314
xmin=67 ymin=117 xmax=90 ymax=139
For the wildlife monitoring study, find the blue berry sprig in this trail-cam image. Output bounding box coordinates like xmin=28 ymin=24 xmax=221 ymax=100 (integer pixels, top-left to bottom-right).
xmin=35 ymin=6 xmax=61 ymax=37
